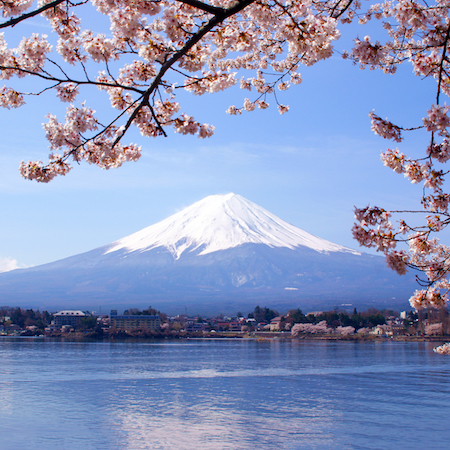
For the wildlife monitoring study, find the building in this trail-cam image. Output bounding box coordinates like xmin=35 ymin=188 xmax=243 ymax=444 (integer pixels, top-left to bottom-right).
xmin=185 ymin=319 xmax=208 ymax=332
xmin=110 ymin=313 xmax=161 ymax=331
xmin=54 ymin=310 xmax=90 ymax=328
xmin=270 ymin=316 xmax=282 ymax=331
xmin=390 ymin=322 xmax=406 ymax=336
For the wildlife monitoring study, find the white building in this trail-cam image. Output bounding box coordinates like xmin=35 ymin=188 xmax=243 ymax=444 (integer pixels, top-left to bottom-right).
xmin=54 ymin=310 xmax=90 ymax=328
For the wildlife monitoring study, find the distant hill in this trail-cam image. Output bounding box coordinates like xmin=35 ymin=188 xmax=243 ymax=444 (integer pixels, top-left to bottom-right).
xmin=0 ymin=193 xmax=417 ymax=314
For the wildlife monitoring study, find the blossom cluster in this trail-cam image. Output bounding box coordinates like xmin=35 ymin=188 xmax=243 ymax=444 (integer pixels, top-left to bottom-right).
xmin=0 ymin=0 xmax=349 ymax=177
xmin=425 ymin=322 xmax=443 ymax=336
xmin=409 ymin=289 xmax=448 ymax=310
xmin=369 ymin=112 xmax=403 ymax=142
xmin=352 ymin=206 xmax=397 ymax=254
xmin=0 ymin=0 xmax=448 ymax=184
xmin=335 ymin=326 xmax=355 ymax=335
xmin=355 ymin=22 xmax=450 ymax=308
xmin=434 ymin=343 xmax=450 ymax=355
xmin=3 ymin=1 xmax=450 ymax=352
xmin=423 ymin=104 xmax=450 ymax=134
xmin=0 ymin=86 xmax=24 ymax=108
xmin=351 ymin=0 xmax=450 ymax=306
xmin=351 ymin=36 xmax=389 ymax=70
xmin=291 ymin=321 xmax=330 ymax=335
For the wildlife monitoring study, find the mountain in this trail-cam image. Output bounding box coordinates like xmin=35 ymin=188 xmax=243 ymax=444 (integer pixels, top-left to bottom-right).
xmin=106 ymin=193 xmax=359 ymax=258
xmin=0 ymin=193 xmax=417 ymax=314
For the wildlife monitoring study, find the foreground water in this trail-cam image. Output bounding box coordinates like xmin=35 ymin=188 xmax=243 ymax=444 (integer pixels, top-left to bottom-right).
xmin=0 ymin=337 xmax=449 ymax=450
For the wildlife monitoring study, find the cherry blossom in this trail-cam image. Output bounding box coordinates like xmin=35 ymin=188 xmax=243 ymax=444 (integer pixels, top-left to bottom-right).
xmin=291 ymin=321 xmax=331 ymax=335
xmin=369 ymin=112 xmax=403 ymax=142
xmin=351 ymin=36 xmax=388 ymax=69
xmin=0 ymin=86 xmax=24 ymax=108
xmin=0 ymin=0 xmax=348 ymax=179
xmin=425 ymin=322 xmax=443 ymax=336
xmin=380 ymin=149 xmax=405 ymax=174
xmin=427 ymin=139 xmax=450 ymax=163
xmin=349 ymin=1 xmax=450 ymax=356
xmin=434 ymin=343 xmax=450 ymax=354
xmin=0 ymin=0 xmax=450 ymax=350
xmin=409 ymin=290 xmax=429 ymax=310
xmin=336 ymin=326 xmax=355 ymax=335
xmin=386 ymin=250 xmax=409 ymax=275
xmin=423 ymin=104 xmax=450 ymax=134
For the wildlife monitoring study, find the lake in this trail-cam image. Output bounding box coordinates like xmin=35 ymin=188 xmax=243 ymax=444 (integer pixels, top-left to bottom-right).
xmin=0 ymin=337 xmax=449 ymax=449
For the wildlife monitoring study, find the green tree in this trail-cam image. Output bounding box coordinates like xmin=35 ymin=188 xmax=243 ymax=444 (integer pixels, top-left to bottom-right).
xmin=10 ymin=308 xmax=25 ymax=327
xmin=253 ymin=306 xmax=278 ymax=323
xmin=142 ymin=306 xmax=159 ymax=315
xmin=365 ymin=314 xmax=386 ymax=327
xmin=287 ymin=309 xmax=307 ymax=324
xmin=78 ymin=316 xmax=98 ymax=330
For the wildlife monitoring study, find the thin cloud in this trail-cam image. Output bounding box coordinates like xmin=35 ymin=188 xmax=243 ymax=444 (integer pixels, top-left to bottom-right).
xmin=0 ymin=256 xmax=27 ymax=273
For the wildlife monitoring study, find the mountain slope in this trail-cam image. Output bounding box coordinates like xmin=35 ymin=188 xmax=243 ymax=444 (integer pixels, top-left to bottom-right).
xmin=104 ymin=193 xmax=359 ymax=258
xmin=0 ymin=193 xmax=417 ymax=314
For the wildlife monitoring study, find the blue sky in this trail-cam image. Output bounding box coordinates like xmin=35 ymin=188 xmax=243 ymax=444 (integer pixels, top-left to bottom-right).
xmin=0 ymin=12 xmax=440 ymax=270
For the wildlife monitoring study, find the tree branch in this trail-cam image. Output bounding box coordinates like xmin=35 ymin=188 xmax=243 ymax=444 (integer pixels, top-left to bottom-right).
xmin=113 ymin=0 xmax=258 ymax=147
xmin=0 ymin=64 xmax=145 ymax=94
xmin=436 ymin=24 xmax=450 ymax=105
xmin=329 ymin=0 xmax=355 ymax=19
xmin=0 ymin=0 xmax=68 ymax=29
xmin=175 ymin=0 xmax=226 ymax=15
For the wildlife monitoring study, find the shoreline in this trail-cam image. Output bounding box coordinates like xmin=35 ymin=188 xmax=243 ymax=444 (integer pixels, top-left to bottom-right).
xmin=3 ymin=331 xmax=449 ymax=343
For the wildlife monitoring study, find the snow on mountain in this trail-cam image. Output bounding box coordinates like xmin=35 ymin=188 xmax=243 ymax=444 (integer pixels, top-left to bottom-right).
xmin=0 ymin=193 xmax=417 ymax=313
xmin=105 ymin=193 xmax=360 ymax=259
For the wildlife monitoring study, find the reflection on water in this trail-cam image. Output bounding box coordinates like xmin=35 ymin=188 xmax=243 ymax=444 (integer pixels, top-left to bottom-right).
xmin=108 ymin=370 xmax=340 ymax=450
xmin=0 ymin=338 xmax=449 ymax=450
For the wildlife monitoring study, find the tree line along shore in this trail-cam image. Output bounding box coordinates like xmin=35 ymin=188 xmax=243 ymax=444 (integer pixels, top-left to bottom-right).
xmin=1 ymin=304 xmax=449 ymax=341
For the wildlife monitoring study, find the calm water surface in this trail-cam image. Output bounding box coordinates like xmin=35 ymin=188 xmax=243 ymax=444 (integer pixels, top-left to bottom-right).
xmin=0 ymin=337 xmax=449 ymax=450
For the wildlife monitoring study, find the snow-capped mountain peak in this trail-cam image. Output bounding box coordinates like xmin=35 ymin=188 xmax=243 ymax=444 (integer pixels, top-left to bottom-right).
xmin=105 ymin=193 xmax=360 ymax=259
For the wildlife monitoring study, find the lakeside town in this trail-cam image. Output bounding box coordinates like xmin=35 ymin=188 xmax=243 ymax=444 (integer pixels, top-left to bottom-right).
xmin=1 ymin=304 xmax=449 ymax=340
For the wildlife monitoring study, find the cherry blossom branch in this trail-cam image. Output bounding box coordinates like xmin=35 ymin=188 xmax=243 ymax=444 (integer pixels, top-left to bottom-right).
xmin=112 ymin=0 xmax=258 ymax=147
xmin=0 ymin=0 xmax=87 ymax=29
xmin=329 ymin=0 xmax=354 ymax=19
xmin=175 ymin=0 xmax=226 ymax=15
xmin=1 ymin=0 xmax=449 ymax=350
xmin=435 ymin=24 xmax=450 ymax=105
xmin=0 ymin=63 xmax=145 ymax=94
